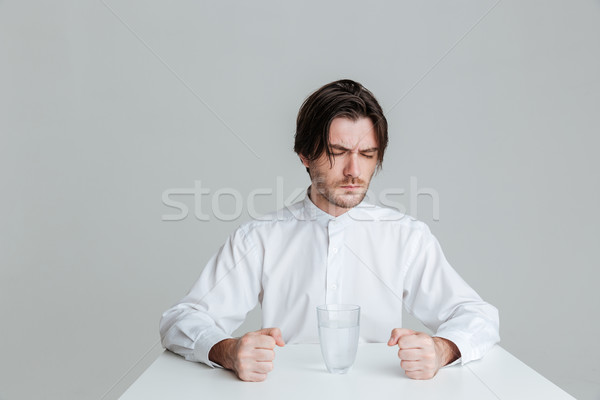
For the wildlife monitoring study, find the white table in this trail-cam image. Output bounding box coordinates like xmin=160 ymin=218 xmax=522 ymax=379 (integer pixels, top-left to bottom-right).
xmin=120 ymin=344 xmax=574 ymax=399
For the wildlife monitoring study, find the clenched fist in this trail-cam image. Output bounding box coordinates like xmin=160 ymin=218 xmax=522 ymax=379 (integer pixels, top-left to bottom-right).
xmin=209 ymin=327 xmax=285 ymax=382
xmin=387 ymin=328 xmax=460 ymax=380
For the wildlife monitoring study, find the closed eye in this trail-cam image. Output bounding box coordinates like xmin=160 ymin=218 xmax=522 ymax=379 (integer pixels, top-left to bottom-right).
xmin=332 ymin=152 xmax=376 ymax=157
xmin=330 ymin=145 xmax=378 ymax=158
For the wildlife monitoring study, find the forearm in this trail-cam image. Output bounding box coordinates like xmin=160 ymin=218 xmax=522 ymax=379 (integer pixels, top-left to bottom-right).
xmin=208 ymin=338 xmax=238 ymax=370
xmin=433 ymin=337 xmax=461 ymax=366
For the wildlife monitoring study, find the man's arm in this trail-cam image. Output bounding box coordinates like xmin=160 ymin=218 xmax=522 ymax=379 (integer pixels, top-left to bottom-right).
xmin=388 ymin=329 xmax=460 ymax=380
xmin=208 ymin=338 xmax=237 ymax=370
xmin=209 ymin=328 xmax=285 ymax=382
xmin=159 ymin=225 xmax=264 ymax=367
xmin=433 ymin=336 xmax=461 ymax=366
xmin=400 ymin=231 xmax=500 ymax=369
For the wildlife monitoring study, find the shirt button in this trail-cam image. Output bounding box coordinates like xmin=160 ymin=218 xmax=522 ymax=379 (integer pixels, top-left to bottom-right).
xmin=332 ymin=247 xmax=338 ymax=254
xmin=330 ymin=284 xmax=337 ymax=290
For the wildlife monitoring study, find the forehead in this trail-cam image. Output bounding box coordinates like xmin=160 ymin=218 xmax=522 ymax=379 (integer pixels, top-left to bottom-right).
xmin=328 ymin=117 xmax=378 ymax=149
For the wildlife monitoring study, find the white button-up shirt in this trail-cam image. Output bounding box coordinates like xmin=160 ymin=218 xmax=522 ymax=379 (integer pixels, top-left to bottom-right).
xmin=160 ymin=192 xmax=500 ymax=367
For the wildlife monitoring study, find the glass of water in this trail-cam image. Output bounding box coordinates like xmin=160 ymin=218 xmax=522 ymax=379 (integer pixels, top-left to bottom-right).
xmin=317 ymin=304 xmax=360 ymax=374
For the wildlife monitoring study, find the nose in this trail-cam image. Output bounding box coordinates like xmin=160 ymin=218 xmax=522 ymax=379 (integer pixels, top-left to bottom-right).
xmin=343 ymin=153 xmax=360 ymax=179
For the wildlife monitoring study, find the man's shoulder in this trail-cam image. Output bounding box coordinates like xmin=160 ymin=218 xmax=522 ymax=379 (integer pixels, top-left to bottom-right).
xmin=352 ymin=202 xmax=432 ymax=232
xmin=354 ymin=203 xmax=440 ymax=254
xmin=234 ymin=199 xmax=306 ymax=233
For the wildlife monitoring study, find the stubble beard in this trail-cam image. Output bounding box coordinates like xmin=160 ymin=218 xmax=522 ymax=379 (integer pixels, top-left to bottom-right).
xmin=311 ymin=172 xmax=370 ymax=210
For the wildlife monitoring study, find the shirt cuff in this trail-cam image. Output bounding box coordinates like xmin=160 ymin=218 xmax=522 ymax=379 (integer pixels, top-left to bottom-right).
xmin=193 ymin=329 xmax=232 ymax=368
xmin=443 ymin=357 xmax=462 ymax=368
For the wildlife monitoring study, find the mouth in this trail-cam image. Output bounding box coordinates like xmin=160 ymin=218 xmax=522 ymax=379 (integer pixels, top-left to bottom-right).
xmin=339 ymin=185 xmax=362 ymax=190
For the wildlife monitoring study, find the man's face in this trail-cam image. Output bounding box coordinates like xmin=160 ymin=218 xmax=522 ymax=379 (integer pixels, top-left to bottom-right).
xmin=301 ymin=117 xmax=379 ymax=216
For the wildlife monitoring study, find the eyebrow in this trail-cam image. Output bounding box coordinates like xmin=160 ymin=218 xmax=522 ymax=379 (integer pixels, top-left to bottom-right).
xmin=330 ymin=144 xmax=379 ymax=153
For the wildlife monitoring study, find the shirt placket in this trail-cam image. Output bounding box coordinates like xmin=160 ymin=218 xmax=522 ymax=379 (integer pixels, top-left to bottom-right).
xmin=326 ymin=219 xmax=345 ymax=304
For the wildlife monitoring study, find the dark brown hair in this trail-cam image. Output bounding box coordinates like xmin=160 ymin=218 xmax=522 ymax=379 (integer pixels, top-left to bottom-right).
xmin=293 ymin=79 xmax=388 ymax=172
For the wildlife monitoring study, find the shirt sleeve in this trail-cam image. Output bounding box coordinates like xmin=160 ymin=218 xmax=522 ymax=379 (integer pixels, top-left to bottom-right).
xmin=402 ymin=231 xmax=500 ymax=365
xmin=159 ymin=225 xmax=263 ymax=367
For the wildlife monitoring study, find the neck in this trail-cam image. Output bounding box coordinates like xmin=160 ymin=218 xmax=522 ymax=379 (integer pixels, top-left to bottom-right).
xmin=307 ymin=185 xmax=352 ymax=217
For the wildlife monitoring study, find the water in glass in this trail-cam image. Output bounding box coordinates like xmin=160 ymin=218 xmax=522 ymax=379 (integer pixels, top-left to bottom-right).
xmin=317 ymin=304 xmax=360 ymax=374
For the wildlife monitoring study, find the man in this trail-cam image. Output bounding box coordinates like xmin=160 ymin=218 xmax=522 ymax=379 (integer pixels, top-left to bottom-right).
xmin=160 ymin=79 xmax=500 ymax=382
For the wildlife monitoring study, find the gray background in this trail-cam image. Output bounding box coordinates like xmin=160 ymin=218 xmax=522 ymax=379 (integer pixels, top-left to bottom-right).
xmin=1 ymin=1 xmax=598 ymax=399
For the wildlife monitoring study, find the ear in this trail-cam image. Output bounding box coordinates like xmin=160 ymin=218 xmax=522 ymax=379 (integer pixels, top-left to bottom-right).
xmin=299 ymin=154 xmax=310 ymax=168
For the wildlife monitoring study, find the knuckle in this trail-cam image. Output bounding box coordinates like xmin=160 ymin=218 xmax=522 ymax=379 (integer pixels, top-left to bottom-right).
xmin=239 ymin=336 xmax=251 ymax=346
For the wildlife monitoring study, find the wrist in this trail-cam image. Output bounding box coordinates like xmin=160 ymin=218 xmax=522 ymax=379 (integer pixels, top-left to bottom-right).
xmin=433 ymin=337 xmax=460 ymax=367
xmin=208 ymin=338 xmax=237 ymax=370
